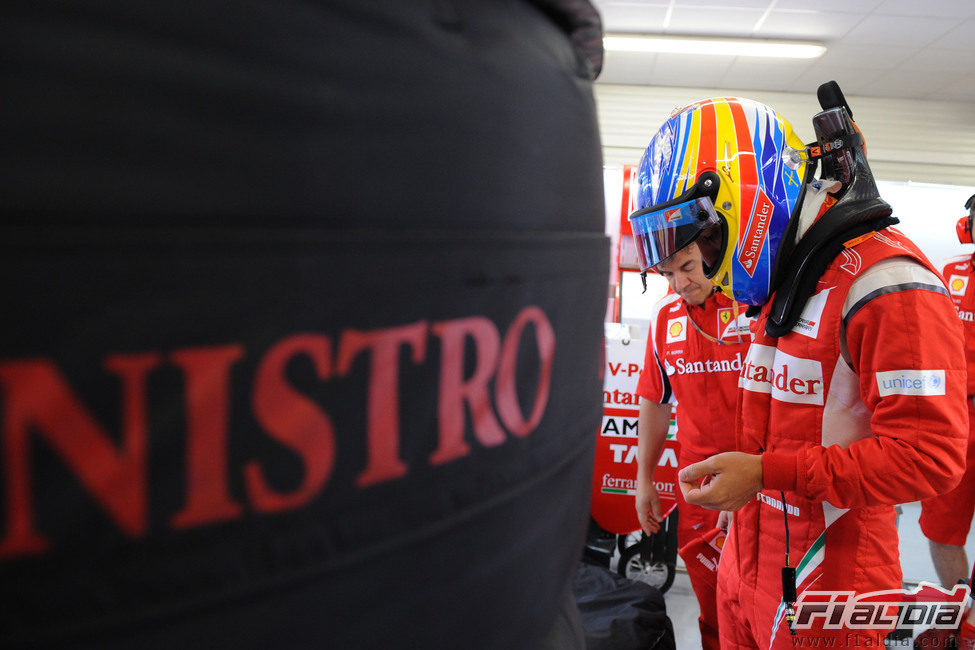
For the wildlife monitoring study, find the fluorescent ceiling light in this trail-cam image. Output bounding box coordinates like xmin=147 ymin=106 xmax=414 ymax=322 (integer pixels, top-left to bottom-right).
xmin=603 ymin=34 xmax=826 ymax=59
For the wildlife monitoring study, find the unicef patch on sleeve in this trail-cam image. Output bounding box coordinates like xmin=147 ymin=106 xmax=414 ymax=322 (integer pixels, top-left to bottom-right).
xmin=876 ymin=370 xmax=946 ymax=397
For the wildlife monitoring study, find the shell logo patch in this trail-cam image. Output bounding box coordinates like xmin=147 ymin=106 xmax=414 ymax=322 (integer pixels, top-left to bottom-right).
xmin=949 ymin=274 xmax=968 ymax=296
xmin=666 ymin=317 xmax=687 ymax=344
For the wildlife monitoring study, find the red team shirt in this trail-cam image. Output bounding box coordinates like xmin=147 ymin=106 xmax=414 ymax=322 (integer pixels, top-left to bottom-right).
xmin=919 ymin=256 xmax=975 ymax=546
xmin=942 ymin=256 xmax=975 ymax=396
xmin=636 ymin=289 xmax=750 ymax=461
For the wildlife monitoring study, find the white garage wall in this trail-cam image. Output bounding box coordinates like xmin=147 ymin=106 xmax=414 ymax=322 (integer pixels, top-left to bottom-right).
xmin=879 ymin=180 xmax=975 ymax=267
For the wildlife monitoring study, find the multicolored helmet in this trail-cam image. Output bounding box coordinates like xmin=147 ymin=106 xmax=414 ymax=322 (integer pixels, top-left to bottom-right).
xmin=628 ymin=97 xmax=809 ymax=306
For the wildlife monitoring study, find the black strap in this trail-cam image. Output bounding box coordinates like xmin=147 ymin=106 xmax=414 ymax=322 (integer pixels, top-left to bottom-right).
xmin=765 ymin=203 xmax=897 ymax=338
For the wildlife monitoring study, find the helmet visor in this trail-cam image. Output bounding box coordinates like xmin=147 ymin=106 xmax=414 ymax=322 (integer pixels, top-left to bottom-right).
xmin=628 ymin=197 xmax=723 ymax=271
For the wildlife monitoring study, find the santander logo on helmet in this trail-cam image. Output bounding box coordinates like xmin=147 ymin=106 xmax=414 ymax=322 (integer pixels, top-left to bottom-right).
xmin=738 ymin=190 xmax=775 ymax=278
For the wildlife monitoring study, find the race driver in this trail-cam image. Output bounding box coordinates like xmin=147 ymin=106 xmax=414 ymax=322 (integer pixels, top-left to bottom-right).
xmin=920 ymin=192 xmax=975 ymax=588
xmin=627 ymin=85 xmax=968 ymax=648
xmin=635 ymin=240 xmax=750 ymax=650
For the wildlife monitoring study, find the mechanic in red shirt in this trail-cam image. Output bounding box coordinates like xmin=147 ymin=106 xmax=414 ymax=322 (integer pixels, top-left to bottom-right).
xmin=635 ymin=240 xmax=750 ymax=650
xmin=919 ymin=192 xmax=975 ymax=588
xmin=628 ymin=88 xmax=968 ymax=648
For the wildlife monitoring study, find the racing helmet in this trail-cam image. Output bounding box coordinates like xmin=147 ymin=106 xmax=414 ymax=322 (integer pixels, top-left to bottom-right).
xmin=958 ymin=193 xmax=975 ymax=244
xmin=628 ymin=98 xmax=809 ymax=306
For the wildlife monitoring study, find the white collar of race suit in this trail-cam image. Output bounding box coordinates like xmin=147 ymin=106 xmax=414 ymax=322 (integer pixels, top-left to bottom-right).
xmin=795 ymin=180 xmax=844 ymax=244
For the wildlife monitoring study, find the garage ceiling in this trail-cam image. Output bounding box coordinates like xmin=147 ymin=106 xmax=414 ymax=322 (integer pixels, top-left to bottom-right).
xmin=591 ymin=0 xmax=975 ymax=102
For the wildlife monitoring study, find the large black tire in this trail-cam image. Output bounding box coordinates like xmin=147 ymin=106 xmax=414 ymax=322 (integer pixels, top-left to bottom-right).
xmin=0 ymin=2 xmax=606 ymax=648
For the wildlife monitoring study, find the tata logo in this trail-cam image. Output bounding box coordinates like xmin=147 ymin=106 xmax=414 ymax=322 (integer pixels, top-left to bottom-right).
xmin=606 ymin=443 xmax=678 ymax=467
xmin=738 ymin=344 xmax=824 ymax=405
xmin=736 ymin=190 xmax=774 ymax=278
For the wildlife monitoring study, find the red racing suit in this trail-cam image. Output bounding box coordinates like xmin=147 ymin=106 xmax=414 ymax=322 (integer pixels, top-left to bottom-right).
xmin=637 ymin=289 xmax=750 ymax=650
xmin=919 ymin=256 xmax=975 ymax=546
xmin=718 ymin=228 xmax=969 ymax=649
